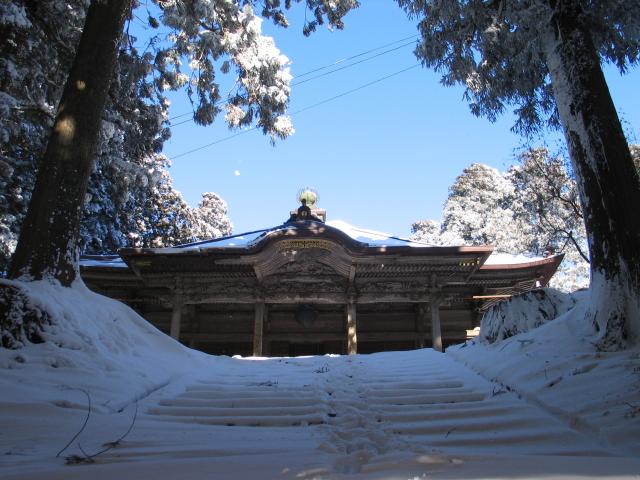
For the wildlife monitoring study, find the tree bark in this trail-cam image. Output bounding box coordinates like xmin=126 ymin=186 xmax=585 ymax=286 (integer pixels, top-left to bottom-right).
xmin=8 ymin=0 xmax=131 ymax=286
xmin=541 ymin=0 xmax=640 ymax=348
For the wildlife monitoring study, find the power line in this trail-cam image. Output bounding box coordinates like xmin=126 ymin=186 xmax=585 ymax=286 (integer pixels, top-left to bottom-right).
xmin=167 ymin=34 xmax=419 ymax=122
xmin=170 ymin=115 xmax=202 ymax=128
xmin=168 ymin=41 xmax=416 ymax=129
xmin=171 ymin=126 xmax=259 ymax=159
xmin=293 ymin=34 xmax=418 ymax=80
xmin=290 ymin=64 xmax=419 ymax=116
xmin=290 ymin=41 xmax=415 ymax=87
xmin=169 ymin=63 xmax=420 ymax=160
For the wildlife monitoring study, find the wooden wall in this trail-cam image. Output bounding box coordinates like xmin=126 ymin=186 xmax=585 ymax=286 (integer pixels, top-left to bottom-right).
xmin=138 ymin=301 xmax=477 ymax=356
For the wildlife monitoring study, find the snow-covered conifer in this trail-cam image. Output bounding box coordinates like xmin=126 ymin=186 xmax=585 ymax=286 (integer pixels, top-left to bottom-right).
xmin=4 ymin=0 xmax=359 ymax=282
xmin=191 ymin=192 xmax=233 ymax=241
xmin=0 ymin=0 xmax=89 ymax=272
xmin=0 ymin=1 xmax=173 ymax=265
xmin=410 ymin=219 xmax=463 ymax=246
xmin=441 ymin=164 xmax=533 ymax=254
xmin=130 ymin=168 xmax=197 ymax=248
xmin=397 ymin=0 xmax=640 ymax=348
xmin=410 ymin=220 xmax=443 ymax=245
xmin=508 ymin=148 xmax=589 ymax=291
xmin=409 ymin=152 xmax=603 ymax=292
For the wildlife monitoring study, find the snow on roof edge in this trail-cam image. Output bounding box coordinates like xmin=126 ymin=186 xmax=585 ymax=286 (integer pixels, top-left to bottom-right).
xmin=80 ymin=220 xmax=550 ymax=268
xmin=483 ymin=252 xmax=546 ymax=266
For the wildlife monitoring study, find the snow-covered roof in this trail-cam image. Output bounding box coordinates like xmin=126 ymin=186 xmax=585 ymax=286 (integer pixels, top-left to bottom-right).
xmin=483 ymin=252 xmax=545 ymax=265
xmin=79 ymin=255 xmax=128 ymax=269
xmin=83 ymin=220 xmax=432 ymax=258
xmin=324 ymin=220 xmax=432 ymax=247
xmin=166 ymin=219 xmax=436 ymax=251
xmin=155 ymin=228 xmax=271 ymax=252
xmin=80 ymin=219 xmax=555 ymax=271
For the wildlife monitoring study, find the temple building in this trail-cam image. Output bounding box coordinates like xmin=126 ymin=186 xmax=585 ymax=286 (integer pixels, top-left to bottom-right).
xmin=81 ymin=193 xmax=562 ymax=357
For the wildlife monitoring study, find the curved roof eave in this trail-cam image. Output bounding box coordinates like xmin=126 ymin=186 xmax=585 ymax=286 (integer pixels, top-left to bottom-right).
xmin=478 ymin=253 xmax=564 ymax=271
xmin=116 ymin=220 xmax=496 ymax=260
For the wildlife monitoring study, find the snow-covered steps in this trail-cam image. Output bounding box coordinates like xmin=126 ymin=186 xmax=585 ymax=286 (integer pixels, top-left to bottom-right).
xmin=146 ymin=382 xmax=330 ymax=427
xmin=367 ymin=391 xmax=486 ymax=405
xmin=354 ymin=350 xmax=610 ymax=457
xmin=130 ymin=349 xmax=610 ymax=476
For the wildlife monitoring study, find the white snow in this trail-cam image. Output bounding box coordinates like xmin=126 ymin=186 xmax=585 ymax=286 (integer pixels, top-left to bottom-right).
xmin=78 ymin=221 xmax=561 ymax=265
xmin=449 ymin=298 xmax=640 ymax=456
xmin=179 ymin=230 xmax=268 ymax=249
xmin=80 ymin=221 xmax=556 ymax=275
xmin=326 ymin=219 xmax=430 ymax=247
xmin=78 ymin=257 xmax=128 ymax=269
xmin=483 ymin=252 xmax=545 ymax=265
xmin=2 ymin=278 xmax=639 ymax=478
xmin=121 ymin=220 xmax=431 ymax=254
xmin=479 ymin=288 xmax=580 ymax=343
xmin=183 ymin=219 xmax=432 ymax=250
xmin=118 ymin=230 xmax=270 ymax=252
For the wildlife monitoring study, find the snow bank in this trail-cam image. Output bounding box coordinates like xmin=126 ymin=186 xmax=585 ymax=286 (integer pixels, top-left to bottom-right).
xmin=2 ymin=278 xmax=640 ymax=477
xmin=449 ymin=289 xmax=640 ymax=454
xmin=0 ymin=278 xmax=209 ymax=411
xmin=479 ymin=288 xmax=581 ymax=343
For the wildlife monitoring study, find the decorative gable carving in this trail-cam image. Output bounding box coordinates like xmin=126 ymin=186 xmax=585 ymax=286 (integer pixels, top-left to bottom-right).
xmin=277 ymin=259 xmax=337 ymax=276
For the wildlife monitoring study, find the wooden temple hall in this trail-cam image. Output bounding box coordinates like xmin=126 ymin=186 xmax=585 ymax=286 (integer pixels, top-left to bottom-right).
xmin=80 ymin=199 xmax=563 ymax=357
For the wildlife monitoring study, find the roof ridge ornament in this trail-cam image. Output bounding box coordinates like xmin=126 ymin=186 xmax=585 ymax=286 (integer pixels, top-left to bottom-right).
xmin=297 ymin=187 xmax=319 ymax=208
xmin=288 ymin=188 xmax=326 ymax=222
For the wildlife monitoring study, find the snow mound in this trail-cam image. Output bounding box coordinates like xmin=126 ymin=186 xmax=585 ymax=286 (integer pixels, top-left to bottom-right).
xmin=449 ymin=291 xmax=640 ymax=454
xmin=479 ymin=288 xmax=579 ymax=343
xmin=0 ymin=279 xmax=208 ymax=411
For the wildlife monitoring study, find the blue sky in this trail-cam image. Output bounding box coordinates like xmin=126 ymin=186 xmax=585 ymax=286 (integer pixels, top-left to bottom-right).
xmin=158 ymin=2 xmax=640 ymax=237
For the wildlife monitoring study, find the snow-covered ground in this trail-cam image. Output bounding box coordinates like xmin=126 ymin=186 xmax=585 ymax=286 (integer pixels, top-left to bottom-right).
xmin=1 ymin=279 xmax=639 ymax=479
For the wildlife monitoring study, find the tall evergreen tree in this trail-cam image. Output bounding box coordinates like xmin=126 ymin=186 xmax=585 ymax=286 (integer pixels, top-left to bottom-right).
xmin=508 ymin=148 xmax=588 ymax=262
xmin=1 ymin=1 xmax=174 ymax=268
xmin=128 ymin=167 xmax=197 ymax=248
xmin=441 ymin=163 xmax=533 ymax=253
xmin=8 ymin=0 xmax=132 ymax=285
xmin=1 ymin=0 xmax=88 ymax=272
xmin=0 ymin=1 xmax=238 ymax=267
xmin=191 ymin=192 xmax=233 ymax=241
xmin=397 ymin=0 xmax=640 ymax=348
xmin=508 ymin=148 xmax=590 ymax=292
xmin=5 ymin=0 xmax=357 ymax=285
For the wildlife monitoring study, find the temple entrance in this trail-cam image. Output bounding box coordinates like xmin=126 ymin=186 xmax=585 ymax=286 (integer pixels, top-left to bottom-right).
xmin=81 ymin=198 xmax=562 ymax=357
xmin=264 ymin=303 xmax=345 ymax=356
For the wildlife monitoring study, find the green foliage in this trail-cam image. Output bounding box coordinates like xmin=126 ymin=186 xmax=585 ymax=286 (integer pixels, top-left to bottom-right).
xmin=0 ymin=283 xmax=49 ymax=348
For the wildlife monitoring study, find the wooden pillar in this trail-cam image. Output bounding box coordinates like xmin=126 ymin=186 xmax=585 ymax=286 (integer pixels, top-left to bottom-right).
xmin=170 ymin=292 xmax=183 ymax=341
xmin=346 ymin=301 xmax=357 ymax=355
xmin=415 ymin=304 xmax=427 ymax=349
xmin=430 ymin=298 xmax=443 ymax=352
xmin=262 ymin=304 xmax=270 ymax=357
xmin=253 ymin=301 xmax=265 ymax=356
xmin=187 ymin=305 xmax=198 ymax=350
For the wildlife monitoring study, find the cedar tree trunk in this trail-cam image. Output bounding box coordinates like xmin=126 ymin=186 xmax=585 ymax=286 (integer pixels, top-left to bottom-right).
xmin=8 ymin=0 xmax=131 ymax=286
xmin=541 ymin=0 xmax=640 ymax=349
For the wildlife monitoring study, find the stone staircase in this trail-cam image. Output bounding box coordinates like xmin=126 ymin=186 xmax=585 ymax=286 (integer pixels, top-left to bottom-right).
xmin=135 ymin=350 xmax=609 ymax=473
